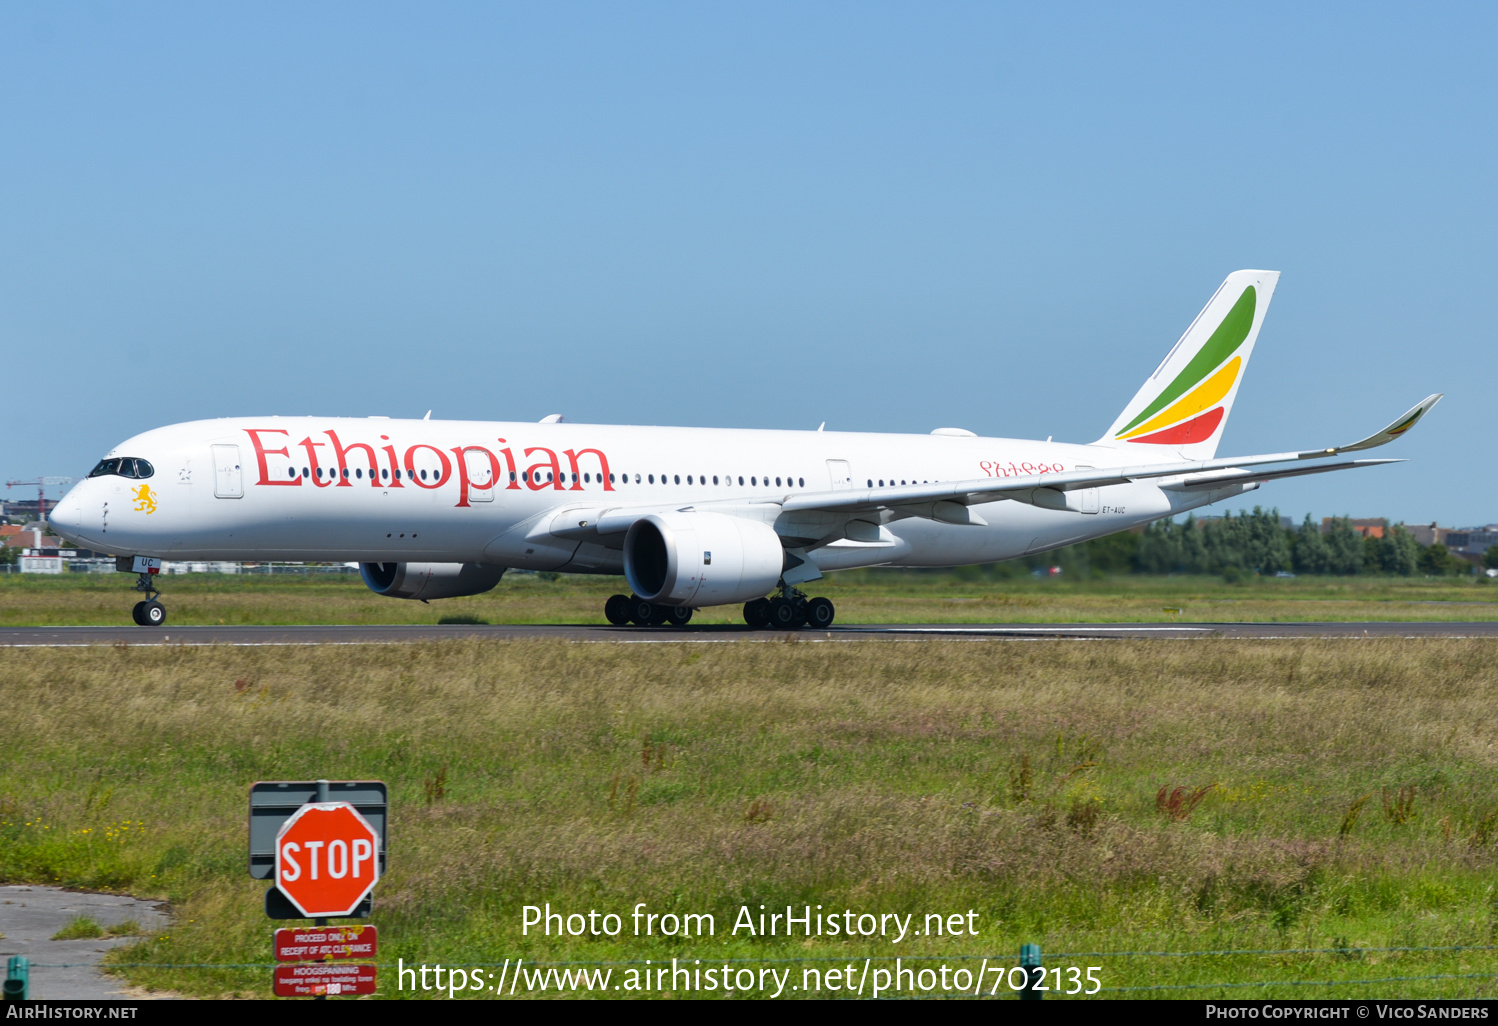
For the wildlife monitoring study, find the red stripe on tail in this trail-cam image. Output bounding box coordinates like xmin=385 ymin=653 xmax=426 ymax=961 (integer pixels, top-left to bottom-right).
xmin=1124 ymin=406 xmax=1225 ymax=445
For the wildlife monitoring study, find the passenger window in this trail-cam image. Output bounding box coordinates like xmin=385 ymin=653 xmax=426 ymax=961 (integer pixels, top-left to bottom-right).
xmin=674 ymin=475 xmax=680 ymax=484
xmin=713 ymin=475 xmax=719 ymax=485
xmin=739 ymin=476 xmax=744 ymax=485
xmin=687 ymin=475 xmax=693 ymax=484
xmin=798 ymin=477 xmax=804 ymax=487
xmin=356 ymin=469 xmax=363 ymax=479
xmin=649 ymin=474 xmax=655 ymax=484
xmin=421 ymin=469 xmax=428 ymax=480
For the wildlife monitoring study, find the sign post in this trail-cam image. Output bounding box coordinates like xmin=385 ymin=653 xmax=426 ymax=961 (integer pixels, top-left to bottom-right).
xmin=251 ymin=780 xmax=386 ymax=998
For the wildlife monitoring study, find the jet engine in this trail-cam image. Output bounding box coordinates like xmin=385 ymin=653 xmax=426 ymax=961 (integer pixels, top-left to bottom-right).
xmin=359 ymin=562 xmax=506 ymax=601
xmin=623 ymin=512 xmax=784 ymax=607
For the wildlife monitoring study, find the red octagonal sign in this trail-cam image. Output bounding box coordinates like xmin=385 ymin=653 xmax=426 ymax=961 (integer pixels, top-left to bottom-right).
xmin=276 ymin=803 xmax=381 ymax=918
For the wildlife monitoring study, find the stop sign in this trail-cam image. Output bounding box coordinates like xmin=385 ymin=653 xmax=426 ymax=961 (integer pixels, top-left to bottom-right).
xmin=275 ymin=803 xmax=381 ymax=918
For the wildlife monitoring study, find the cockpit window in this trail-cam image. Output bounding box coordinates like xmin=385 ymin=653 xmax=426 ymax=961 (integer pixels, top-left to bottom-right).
xmin=89 ymin=457 xmax=154 ymax=480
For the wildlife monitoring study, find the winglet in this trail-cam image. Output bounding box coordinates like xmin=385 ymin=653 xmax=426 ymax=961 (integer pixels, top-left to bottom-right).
xmin=1323 ymin=394 xmax=1443 ymax=455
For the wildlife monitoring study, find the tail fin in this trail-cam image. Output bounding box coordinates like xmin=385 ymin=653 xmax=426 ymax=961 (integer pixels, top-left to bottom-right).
xmin=1094 ymin=269 xmax=1279 ymax=460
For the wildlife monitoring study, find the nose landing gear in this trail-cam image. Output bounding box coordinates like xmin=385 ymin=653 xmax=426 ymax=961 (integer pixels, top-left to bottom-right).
xmin=122 ymin=559 xmax=167 ymax=627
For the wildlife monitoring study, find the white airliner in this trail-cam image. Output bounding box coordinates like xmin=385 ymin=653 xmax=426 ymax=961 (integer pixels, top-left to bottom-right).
xmin=49 ymin=270 xmax=1440 ymax=628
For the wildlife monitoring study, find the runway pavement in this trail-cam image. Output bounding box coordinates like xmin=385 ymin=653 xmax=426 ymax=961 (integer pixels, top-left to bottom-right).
xmin=2 ymin=621 xmax=1497 ymax=646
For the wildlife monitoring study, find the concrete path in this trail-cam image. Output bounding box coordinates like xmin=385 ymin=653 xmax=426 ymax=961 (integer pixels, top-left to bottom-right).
xmin=0 ymin=885 xmax=170 ymax=999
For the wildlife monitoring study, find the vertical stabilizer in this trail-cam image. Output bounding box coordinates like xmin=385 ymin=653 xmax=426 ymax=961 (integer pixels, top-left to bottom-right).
xmin=1094 ymin=270 xmax=1279 ymax=460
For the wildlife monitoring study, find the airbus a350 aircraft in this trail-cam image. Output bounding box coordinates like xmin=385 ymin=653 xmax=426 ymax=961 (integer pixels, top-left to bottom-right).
xmin=48 ymin=270 xmax=1440 ymax=628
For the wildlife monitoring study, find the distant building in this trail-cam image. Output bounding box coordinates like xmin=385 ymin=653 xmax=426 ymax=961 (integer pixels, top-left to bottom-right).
xmin=1 ymin=499 xmax=52 ymax=522
xmin=1406 ymin=523 xmax=1452 ymax=547
xmin=1445 ymin=526 xmax=1498 ymax=559
xmin=1192 ymin=515 xmax=1295 ymax=529
xmin=1 ymin=523 xmax=58 ymax=550
xmin=1323 ymin=517 xmax=1387 ymax=539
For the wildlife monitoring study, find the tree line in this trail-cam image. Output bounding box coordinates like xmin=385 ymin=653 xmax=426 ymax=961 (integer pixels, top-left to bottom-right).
xmin=954 ymin=507 xmax=1487 ymax=580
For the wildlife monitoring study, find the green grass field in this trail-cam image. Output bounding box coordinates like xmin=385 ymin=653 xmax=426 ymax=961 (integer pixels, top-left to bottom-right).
xmin=1 ymin=569 xmax=1495 ymax=626
xmin=3 ymin=637 xmax=1498 ymax=999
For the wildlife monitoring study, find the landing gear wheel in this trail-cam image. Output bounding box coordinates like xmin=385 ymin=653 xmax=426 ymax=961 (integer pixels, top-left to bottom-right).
xmin=665 ymin=606 xmax=693 ymax=626
xmin=628 ymin=596 xmax=657 ymax=626
xmin=768 ymin=597 xmax=803 ymax=629
xmin=806 ymin=597 xmax=835 ymax=628
xmin=129 ymin=569 xmax=165 ymax=627
xmin=604 ymin=594 xmax=632 ymax=626
xmin=742 ymin=598 xmax=770 ymax=628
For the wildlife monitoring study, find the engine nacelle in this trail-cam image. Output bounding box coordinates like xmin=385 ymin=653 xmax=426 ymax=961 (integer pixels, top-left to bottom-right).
xmin=624 ymin=512 xmax=784 ymax=607
xmin=359 ymin=562 xmax=506 ymax=601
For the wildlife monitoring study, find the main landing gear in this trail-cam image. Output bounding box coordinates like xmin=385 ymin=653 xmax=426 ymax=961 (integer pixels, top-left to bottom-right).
xmin=742 ymin=586 xmax=835 ymax=630
xmin=604 ymin=594 xmax=693 ymax=627
xmin=130 ymin=572 xmax=167 ymax=627
xmin=600 ymin=586 xmax=836 ymax=630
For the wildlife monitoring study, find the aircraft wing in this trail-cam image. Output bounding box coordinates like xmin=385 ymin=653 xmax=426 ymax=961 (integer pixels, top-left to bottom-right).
xmin=559 ymin=394 xmax=1438 ymax=538
xmin=779 ymin=394 xmax=1441 ymax=517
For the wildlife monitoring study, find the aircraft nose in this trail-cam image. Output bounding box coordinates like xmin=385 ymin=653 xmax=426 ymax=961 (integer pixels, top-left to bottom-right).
xmin=49 ymin=487 xmax=85 ymax=544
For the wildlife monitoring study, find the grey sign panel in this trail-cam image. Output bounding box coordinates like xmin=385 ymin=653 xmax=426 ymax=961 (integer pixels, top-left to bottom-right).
xmin=249 ymin=780 xmax=387 ymax=881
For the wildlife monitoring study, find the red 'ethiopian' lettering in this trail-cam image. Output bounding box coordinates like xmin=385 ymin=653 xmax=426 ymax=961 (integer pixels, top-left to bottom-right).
xmin=523 ymin=447 xmax=563 ymax=491
xmin=450 ymin=445 xmax=504 ymax=507
xmin=246 ymin=429 xmax=613 ymax=504
xmin=379 ymin=436 xmax=404 ymax=488
xmin=404 ymin=445 xmax=452 ymax=489
xmin=497 ymin=439 xmax=521 ymax=490
xmin=325 ymin=430 xmax=380 ymax=487
xmin=563 ymin=448 xmax=614 ymax=491
xmin=244 ymin=429 xmax=300 ymax=486
xmin=299 ymin=438 xmax=332 ymax=488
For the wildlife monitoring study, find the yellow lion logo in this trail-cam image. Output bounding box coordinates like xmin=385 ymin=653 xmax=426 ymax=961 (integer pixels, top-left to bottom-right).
xmin=131 ymin=485 xmax=158 ymax=514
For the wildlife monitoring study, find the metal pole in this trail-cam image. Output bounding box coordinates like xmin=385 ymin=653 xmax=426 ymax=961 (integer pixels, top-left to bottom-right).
xmin=1019 ymin=943 xmax=1042 ymax=1000
xmin=313 ymin=779 xmax=331 ymax=999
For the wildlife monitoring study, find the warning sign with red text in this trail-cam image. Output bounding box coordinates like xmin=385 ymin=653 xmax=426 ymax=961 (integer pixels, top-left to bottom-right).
xmin=273 ymin=963 xmax=377 ymax=997
xmin=274 ymin=925 xmax=377 ymax=962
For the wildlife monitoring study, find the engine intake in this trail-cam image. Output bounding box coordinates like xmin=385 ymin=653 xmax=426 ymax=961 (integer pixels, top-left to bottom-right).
xmin=623 ymin=512 xmax=784 ymax=607
xmin=359 ymin=562 xmax=506 ymax=601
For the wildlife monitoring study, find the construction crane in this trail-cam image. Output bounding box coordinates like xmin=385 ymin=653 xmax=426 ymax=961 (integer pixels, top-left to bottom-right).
xmin=5 ymin=477 xmax=74 ymax=524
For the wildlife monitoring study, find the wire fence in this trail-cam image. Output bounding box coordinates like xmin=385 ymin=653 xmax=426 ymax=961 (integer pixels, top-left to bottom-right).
xmin=41 ymin=942 xmax=1498 ymax=969
xmin=24 ymin=943 xmax=1498 ymax=998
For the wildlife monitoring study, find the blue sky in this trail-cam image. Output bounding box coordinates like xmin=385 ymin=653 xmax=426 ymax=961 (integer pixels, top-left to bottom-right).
xmin=2 ymin=3 xmax=1492 ymax=526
